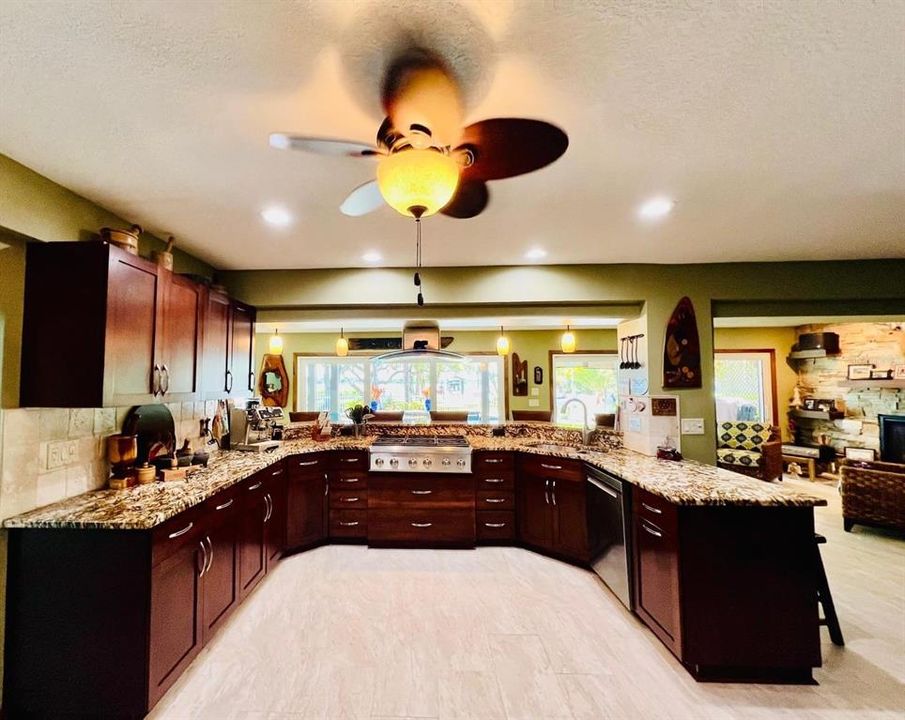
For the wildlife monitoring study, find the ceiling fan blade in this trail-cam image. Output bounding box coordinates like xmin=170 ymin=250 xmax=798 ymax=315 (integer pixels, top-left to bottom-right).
xmin=269 ymin=133 xmax=378 ymax=157
xmin=440 ymin=179 xmax=489 ymax=219
xmin=457 ymin=118 xmax=568 ymax=181
xmin=340 ymin=180 xmax=384 ymax=217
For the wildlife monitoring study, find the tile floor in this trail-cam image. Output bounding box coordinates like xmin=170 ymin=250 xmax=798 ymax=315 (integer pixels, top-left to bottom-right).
xmin=149 ymin=478 xmax=905 ymax=719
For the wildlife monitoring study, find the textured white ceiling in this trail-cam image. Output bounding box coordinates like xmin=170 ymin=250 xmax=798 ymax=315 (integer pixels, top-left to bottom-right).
xmin=1 ymin=0 xmax=903 ymax=270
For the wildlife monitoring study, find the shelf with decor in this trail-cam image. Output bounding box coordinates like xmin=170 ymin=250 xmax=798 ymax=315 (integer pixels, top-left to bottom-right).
xmin=789 ymin=408 xmax=846 ymax=421
xmin=839 ymin=379 xmax=905 ymax=389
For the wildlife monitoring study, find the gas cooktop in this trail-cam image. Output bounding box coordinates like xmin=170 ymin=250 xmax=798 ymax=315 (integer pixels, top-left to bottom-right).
xmin=369 ymin=435 xmax=472 ymax=473
xmin=371 ymin=435 xmax=469 ymax=448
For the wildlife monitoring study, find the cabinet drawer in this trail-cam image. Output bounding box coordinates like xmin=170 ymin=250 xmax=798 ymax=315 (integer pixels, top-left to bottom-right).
xmin=330 ymin=451 xmax=368 ymax=470
xmin=151 ymin=507 xmax=204 ymax=568
xmin=368 ymin=509 xmax=475 ymax=546
xmin=475 ymin=471 xmax=514 ymax=491
xmin=635 ymin=487 xmax=678 ymax=529
xmin=333 ymin=472 xmax=368 ymax=489
xmin=476 ymin=511 xmax=516 ymax=542
xmin=369 ymin=475 xmax=474 ymax=510
xmin=473 ymin=452 xmax=514 ymax=471
xmin=519 ymin=454 xmax=583 ymax=481
xmin=476 ymin=490 xmax=516 ymax=510
xmin=329 ymin=509 xmax=367 ymax=537
xmin=290 ymin=454 xmax=327 ymax=477
xmin=330 ymin=490 xmax=368 ymax=509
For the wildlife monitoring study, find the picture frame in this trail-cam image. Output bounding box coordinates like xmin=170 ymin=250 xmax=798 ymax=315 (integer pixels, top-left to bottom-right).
xmin=870 ymin=369 xmax=892 ymax=380
xmin=844 ymin=446 xmax=875 ymax=462
xmin=893 ymin=364 xmax=905 ymax=380
xmin=847 ymin=363 xmax=874 ymax=380
xmin=815 ymin=399 xmax=834 ymax=412
xmin=803 ymin=398 xmax=818 ymax=411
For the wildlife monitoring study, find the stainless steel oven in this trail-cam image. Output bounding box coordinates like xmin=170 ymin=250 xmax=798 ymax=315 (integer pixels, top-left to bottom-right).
xmin=586 ymin=466 xmax=633 ymax=610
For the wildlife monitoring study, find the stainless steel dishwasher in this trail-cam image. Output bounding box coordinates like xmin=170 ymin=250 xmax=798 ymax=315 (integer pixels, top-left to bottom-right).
xmin=586 ymin=466 xmax=633 ymax=609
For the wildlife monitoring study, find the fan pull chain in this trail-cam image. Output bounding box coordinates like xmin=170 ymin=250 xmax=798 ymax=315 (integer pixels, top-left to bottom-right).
xmin=414 ymin=217 xmax=424 ymax=306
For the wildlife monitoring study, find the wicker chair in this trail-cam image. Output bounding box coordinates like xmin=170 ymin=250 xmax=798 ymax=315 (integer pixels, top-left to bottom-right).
xmin=840 ymin=459 xmax=905 ymax=532
xmin=715 ymin=421 xmax=783 ymax=482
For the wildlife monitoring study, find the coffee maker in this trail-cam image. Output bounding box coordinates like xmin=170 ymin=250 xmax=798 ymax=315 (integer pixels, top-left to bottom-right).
xmin=229 ymin=399 xmax=283 ymax=453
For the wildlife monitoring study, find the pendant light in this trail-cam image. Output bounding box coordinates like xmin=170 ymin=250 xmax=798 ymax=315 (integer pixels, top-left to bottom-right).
xmin=496 ymin=325 xmax=510 ymax=356
xmin=335 ymin=327 xmax=349 ymax=357
xmin=268 ymin=328 xmax=284 ymax=355
xmin=561 ymin=325 xmax=576 ymax=354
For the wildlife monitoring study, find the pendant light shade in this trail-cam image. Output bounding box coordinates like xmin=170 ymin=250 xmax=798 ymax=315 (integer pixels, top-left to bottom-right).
xmin=496 ymin=325 xmax=510 ymax=356
xmin=268 ymin=328 xmax=284 ymax=355
xmin=335 ymin=328 xmax=349 ymax=357
xmin=561 ymin=325 xmax=576 ymax=354
xmin=376 ymin=148 xmax=460 ymax=217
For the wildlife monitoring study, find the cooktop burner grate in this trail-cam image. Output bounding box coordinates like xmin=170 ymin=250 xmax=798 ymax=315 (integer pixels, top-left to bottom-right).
xmin=371 ymin=435 xmax=469 ymax=448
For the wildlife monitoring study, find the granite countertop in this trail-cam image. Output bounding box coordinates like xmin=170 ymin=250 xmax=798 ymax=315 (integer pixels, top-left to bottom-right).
xmin=3 ymin=432 xmax=825 ymax=531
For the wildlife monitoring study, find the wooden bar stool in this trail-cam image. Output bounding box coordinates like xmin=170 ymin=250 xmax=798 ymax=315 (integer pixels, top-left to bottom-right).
xmin=814 ymin=533 xmax=844 ymax=646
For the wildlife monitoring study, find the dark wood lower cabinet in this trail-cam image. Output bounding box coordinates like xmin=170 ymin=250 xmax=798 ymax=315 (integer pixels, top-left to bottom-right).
xmin=286 ymin=454 xmax=328 ymax=548
xmin=202 ymin=491 xmax=241 ymax=644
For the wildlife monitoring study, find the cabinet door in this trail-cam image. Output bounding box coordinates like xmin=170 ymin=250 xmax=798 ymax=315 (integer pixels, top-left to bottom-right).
xmin=201 ymin=500 xmax=240 ymax=644
xmin=230 ymin=301 xmax=255 ymax=395
xmin=264 ymin=465 xmax=287 ymax=567
xmin=148 ymin=537 xmax=203 ymax=706
xmin=551 ymin=479 xmax=589 ymax=562
xmin=517 ymin=474 xmax=553 ymax=549
xmin=203 ymin=291 xmax=231 ymax=397
xmin=286 ymin=470 xmax=327 ymax=548
xmin=159 ymin=274 xmax=202 ymax=400
xmin=237 ymin=478 xmax=268 ymax=600
xmin=104 ymin=253 xmax=160 ymax=405
xmin=634 ymin=514 xmax=681 ymax=646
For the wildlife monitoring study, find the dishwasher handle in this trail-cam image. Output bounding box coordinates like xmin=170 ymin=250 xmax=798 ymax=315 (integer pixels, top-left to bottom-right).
xmin=587 ymin=475 xmax=620 ymax=499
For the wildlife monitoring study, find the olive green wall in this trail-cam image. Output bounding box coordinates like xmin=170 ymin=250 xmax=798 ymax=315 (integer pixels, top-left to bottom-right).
xmin=254 ymin=329 xmax=618 ymax=414
xmin=713 ymin=326 xmax=799 ymax=441
xmin=225 ymin=259 xmax=905 ymax=464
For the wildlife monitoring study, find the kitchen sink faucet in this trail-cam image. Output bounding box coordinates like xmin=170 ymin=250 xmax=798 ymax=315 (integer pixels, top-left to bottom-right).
xmin=562 ymin=398 xmax=592 ymax=446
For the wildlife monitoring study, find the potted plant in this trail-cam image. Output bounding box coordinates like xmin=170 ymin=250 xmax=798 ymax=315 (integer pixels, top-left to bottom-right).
xmin=345 ymin=404 xmax=374 ymax=437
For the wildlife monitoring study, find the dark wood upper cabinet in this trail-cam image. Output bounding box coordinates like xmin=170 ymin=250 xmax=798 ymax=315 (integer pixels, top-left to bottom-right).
xmin=20 ymin=241 xmax=254 ymax=407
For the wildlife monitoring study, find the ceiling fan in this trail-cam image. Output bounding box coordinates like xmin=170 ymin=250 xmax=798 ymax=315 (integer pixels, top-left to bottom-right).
xmin=269 ymin=49 xmax=569 ymax=220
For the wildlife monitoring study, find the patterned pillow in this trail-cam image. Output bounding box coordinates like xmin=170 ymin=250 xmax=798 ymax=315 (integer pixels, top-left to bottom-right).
xmin=718 ymin=421 xmax=771 ymax=451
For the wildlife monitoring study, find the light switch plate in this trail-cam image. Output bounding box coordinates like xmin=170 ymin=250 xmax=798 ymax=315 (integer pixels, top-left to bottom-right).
xmin=47 ymin=439 xmax=78 ymax=470
xmin=681 ymin=418 xmax=705 ymax=435
xmin=528 ymin=399 xmax=540 ymax=408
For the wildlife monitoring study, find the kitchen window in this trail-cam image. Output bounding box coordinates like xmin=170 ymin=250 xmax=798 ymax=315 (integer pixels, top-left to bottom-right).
xmin=551 ymin=353 xmax=618 ymax=426
xmin=296 ymin=355 xmax=505 ymax=423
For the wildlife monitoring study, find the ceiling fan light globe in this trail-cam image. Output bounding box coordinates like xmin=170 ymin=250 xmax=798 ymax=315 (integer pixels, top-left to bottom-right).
xmin=377 ymin=149 xmax=460 ymax=218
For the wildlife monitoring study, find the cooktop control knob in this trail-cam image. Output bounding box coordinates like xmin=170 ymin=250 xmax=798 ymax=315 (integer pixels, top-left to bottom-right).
xmin=374 ymin=457 xmax=384 ymax=467
xmin=389 ymin=458 xmax=399 ymax=468
xmin=422 ymin=458 xmax=432 ymax=467
xmin=408 ymin=458 xmax=418 ymax=467
xmin=456 ymin=458 xmax=466 ymax=467
xmin=441 ymin=458 xmax=451 ymax=466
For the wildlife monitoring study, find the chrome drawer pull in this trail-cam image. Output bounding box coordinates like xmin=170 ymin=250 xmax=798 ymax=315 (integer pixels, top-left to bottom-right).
xmin=204 ymin=536 xmax=213 ymax=574
xmin=484 ymin=458 xmax=504 ymax=464
xmin=298 ymin=460 xmax=319 ymax=467
xmin=197 ymin=540 xmax=207 ymax=576
xmin=641 ymin=521 xmax=663 ymax=538
xmin=485 ymin=498 xmax=507 ymax=504
xmin=484 ymin=522 xmax=507 ymax=528
xmin=248 ymin=482 xmax=262 ymax=491
xmin=540 ymin=463 xmax=562 ymax=470
xmin=339 ymin=478 xmax=360 ymax=483
xmin=551 ymin=479 xmax=557 ymax=506
xmin=271 ymin=468 xmax=284 ymax=476
xmin=483 ymin=478 xmax=505 ymax=484
xmin=411 ymin=522 xmax=433 ymax=528
xmin=338 ymin=520 xmax=360 ymax=527
xmin=168 ymin=522 xmax=193 ymax=539
xmin=641 ymin=502 xmax=663 ymax=515
xmin=341 ymin=497 xmax=360 ymax=502
xmin=341 ymin=458 xmax=359 ymax=463
xmin=215 ymin=499 xmax=234 ymax=511
xmin=411 ymin=490 xmax=432 ymax=495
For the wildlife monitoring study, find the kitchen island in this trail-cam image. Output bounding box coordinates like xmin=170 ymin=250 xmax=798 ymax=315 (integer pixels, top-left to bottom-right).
xmin=3 ymin=423 xmax=827 ymax=718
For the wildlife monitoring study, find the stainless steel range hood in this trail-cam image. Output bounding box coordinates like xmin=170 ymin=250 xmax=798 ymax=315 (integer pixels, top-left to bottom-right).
xmin=372 ymin=321 xmax=467 ymax=362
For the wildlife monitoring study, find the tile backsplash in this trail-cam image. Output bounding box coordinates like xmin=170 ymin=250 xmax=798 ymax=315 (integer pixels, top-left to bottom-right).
xmin=0 ymin=402 xmax=219 ymax=521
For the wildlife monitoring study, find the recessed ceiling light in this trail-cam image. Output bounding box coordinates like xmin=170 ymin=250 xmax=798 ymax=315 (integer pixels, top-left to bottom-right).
xmin=525 ymin=247 xmax=547 ymax=260
xmin=362 ymin=250 xmax=382 ymax=263
xmin=261 ymin=206 xmax=292 ymax=227
xmin=638 ymin=197 xmax=675 ymax=221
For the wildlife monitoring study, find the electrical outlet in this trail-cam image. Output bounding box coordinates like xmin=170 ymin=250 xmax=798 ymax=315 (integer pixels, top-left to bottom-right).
xmin=528 ymin=399 xmax=540 ymax=408
xmin=530 ymin=387 xmax=539 ymax=397
xmin=47 ymin=440 xmax=77 ymax=470
xmin=681 ymin=418 xmax=705 ymax=435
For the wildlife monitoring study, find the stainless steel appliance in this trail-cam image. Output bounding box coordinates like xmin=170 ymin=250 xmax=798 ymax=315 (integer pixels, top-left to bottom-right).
xmin=369 ymin=435 xmax=472 ymax=473
xmin=586 ymin=466 xmax=633 ymax=609
xmin=229 ymin=400 xmax=283 ymax=453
